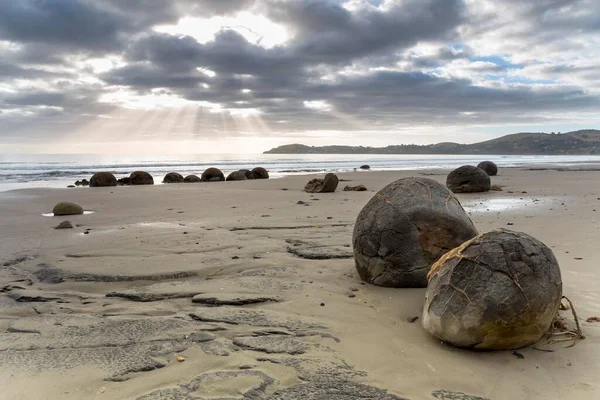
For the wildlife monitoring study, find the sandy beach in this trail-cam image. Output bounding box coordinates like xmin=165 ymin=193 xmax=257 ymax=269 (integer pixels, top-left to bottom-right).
xmin=0 ymin=168 xmax=598 ymax=400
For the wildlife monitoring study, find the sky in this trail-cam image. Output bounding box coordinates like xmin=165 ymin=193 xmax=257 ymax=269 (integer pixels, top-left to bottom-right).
xmin=0 ymin=0 xmax=599 ymax=154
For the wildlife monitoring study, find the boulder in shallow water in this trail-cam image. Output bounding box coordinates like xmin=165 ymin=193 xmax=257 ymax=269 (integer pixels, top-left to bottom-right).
xmin=90 ymin=172 xmax=117 ymax=187
xmin=130 ymin=171 xmax=154 ymax=185
xmin=201 ymin=167 xmax=225 ymax=182
xmin=353 ymin=177 xmax=478 ymax=288
xmin=252 ymin=167 xmax=269 ymax=179
xmin=184 ymin=174 xmax=201 ymax=183
xmin=226 ymin=171 xmax=248 ymax=181
xmin=304 ymin=173 xmax=339 ymax=193
xmin=477 ymin=161 xmax=498 ymax=176
xmin=55 ymin=221 xmax=76 ymax=229
xmin=163 ymin=172 xmax=184 ymax=183
xmin=423 ymin=229 xmax=562 ymax=350
xmin=446 ymin=165 xmax=490 ymax=193
xmin=53 ymin=202 xmax=84 ymax=216
xmin=359 ymin=165 xmax=371 ymax=170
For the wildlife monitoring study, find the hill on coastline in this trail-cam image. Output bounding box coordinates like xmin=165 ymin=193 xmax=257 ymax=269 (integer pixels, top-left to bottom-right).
xmin=264 ymin=129 xmax=600 ymax=155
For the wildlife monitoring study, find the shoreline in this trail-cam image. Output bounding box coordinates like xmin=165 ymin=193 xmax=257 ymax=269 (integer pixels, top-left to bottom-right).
xmin=0 ymin=168 xmax=599 ymax=399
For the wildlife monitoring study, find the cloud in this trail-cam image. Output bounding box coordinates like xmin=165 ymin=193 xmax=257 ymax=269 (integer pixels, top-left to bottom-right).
xmin=0 ymin=0 xmax=599 ymax=149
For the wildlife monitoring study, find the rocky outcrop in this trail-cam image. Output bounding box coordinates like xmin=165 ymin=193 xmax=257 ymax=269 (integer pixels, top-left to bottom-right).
xmin=304 ymin=173 xmax=339 ymax=193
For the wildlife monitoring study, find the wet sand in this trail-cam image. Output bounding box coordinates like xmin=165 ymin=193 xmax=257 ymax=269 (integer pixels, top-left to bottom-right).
xmin=0 ymin=168 xmax=599 ymax=400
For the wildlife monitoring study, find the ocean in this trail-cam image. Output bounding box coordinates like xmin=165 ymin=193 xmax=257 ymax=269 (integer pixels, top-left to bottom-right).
xmin=1 ymin=153 xmax=600 ymax=192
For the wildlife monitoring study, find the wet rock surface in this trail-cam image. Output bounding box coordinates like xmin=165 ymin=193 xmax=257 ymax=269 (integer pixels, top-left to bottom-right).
xmin=477 ymin=161 xmax=498 ymax=176
xmin=432 ymin=390 xmax=490 ymax=400
xmin=286 ymin=239 xmax=353 ymax=260
xmin=130 ymin=171 xmax=154 ymax=185
xmin=201 ymin=167 xmax=225 ymax=182
xmin=163 ymin=172 xmax=184 ymax=183
xmin=192 ymin=293 xmax=281 ymax=306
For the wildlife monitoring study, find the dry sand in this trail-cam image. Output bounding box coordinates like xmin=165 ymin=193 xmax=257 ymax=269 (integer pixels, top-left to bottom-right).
xmin=0 ymin=168 xmax=598 ymax=400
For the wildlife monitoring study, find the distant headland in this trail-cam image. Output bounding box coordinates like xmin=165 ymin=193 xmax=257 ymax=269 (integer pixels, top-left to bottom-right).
xmin=264 ymin=129 xmax=600 ymax=155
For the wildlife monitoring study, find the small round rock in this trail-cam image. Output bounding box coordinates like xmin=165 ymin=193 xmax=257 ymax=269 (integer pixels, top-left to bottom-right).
xmin=53 ymin=202 xmax=84 ymax=216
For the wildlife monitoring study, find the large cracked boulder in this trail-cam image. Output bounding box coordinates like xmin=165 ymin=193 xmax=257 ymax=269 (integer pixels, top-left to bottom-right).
xmin=53 ymin=202 xmax=84 ymax=216
xmin=226 ymin=171 xmax=248 ymax=181
xmin=446 ymin=165 xmax=490 ymax=193
xmin=423 ymin=229 xmax=562 ymax=350
xmin=163 ymin=172 xmax=184 ymax=183
xmin=477 ymin=161 xmax=498 ymax=176
xmin=130 ymin=171 xmax=154 ymax=185
xmin=353 ymin=177 xmax=478 ymax=288
xmin=252 ymin=167 xmax=269 ymax=179
xmin=304 ymin=173 xmax=339 ymax=193
xmin=90 ymin=172 xmax=117 ymax=187
xmin=201 ymin=167 xmax=225 ymax=182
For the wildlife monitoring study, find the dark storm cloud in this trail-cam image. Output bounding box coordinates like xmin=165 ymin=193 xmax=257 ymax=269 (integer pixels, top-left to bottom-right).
xmin=1 ymin=0 xmax=599 ymax=143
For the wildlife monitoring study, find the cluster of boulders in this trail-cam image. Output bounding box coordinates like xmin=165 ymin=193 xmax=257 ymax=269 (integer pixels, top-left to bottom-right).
xmin=353 ymin=176 xmax=562 ymax=350
xmin=77 ymin=167 xmax=270 ymax=187
xmin=446 ymin=161 xmax=497 ymax=193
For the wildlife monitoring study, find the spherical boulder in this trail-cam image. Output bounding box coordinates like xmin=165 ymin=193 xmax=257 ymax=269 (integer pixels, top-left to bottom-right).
xmin=252 ymin=167 xmax=269 ymax=179
xmin=130 ymin=171 xmax=154 ymax=185
xmin=184 ymin=174 xmax=201 ymax=183
xmin=446 ymin=165 xmax=490 ymax=193
xmin=163 ymin=172 xmax=184 ymax=183
xmin=304 ymin=173 xmax=339 ymax=193
xmin=201 ymin=167 xmax=225 ymax=182
xmin=90 ymin=172 xmax=117 ymax=187
xmin=53 ymin=201 xmax=84 ymax=216
xmin=353 ymin=177 xmax=478 ymax=288
xmin=226 ymin=171 xmax=248 ymax=181
xmin=477 ymin=161 xmax=498 ymax=176
xmin=423 ymin=229 xmax=562 ymax=350
xmin=240 ymin=169 xmax=256 ymax=180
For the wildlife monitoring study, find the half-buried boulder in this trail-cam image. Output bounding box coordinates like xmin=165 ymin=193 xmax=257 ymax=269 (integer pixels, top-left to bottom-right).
xmin=55 ymin=221 xmax=75 ymax=229
xmin=360 ymin=165 xmax=371 ymax=170
xmin=184 ymin=174 xmax=201 ymax=183
xmin=240 ymin=169 xmax=256 ymax=180
xmin=477 ymin=161 xmax=498 ymax=176
xmin=226 ymin=171 xmax=248 ymax=181
xmin=201 ymin=167 xmax=225 ymax=182
xmin=130 ymin=171 xmax=154 ymax=185
xmin=423 ymin=229 xmax=562 ymax=350
xmin=252 ymin=167 xmax=269 ymax=179
xmin=163 ymin=172 xmax=184 ymax=183
xmin=90 ymin=172 xmax=117 ymax=187
xmin=344 ymin=185 xmax=367 ymax=191
xmin=304 ymin=173 xmax=339 ymax=193
xmin=446 ymin=165 xmax=490 ymax=193
xmin=353 ymin=177 xmax=478 ymax=288
xmin=53 ymin=202 xmax=84 ymax=216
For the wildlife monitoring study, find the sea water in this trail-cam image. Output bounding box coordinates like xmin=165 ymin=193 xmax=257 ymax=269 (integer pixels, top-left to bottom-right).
xmin=1 ymin=153 xmax=600 ymax=192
